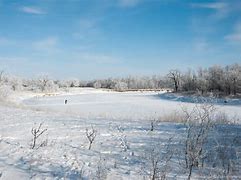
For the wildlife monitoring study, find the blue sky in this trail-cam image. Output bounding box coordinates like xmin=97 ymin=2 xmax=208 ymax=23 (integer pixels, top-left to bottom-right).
xmin=0 ymin=0 xmax=241 ymax=80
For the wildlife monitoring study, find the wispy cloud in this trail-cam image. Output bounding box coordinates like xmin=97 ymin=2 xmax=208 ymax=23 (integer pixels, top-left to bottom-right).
xmin=20 ymin=6 xmax=46 ymax=15
xmin=0 ymin=37 xmax=15 ymax=46
xmin=225 ymin=23 xmax=241 ymax=43
xmin=73 ymin=18 xmax=100 ymax=40
xmin=73 ymin=52 xmax=121 ymax=64
xmin=190 ymin=1 xmax=241 ymax=50
xmin=33 ymin=37 xmax=59 ymax=53
xmin=191 ymin=2 xmax=227 ymax=10
xmin=118 ymin=0 xmax=140 ymax=8
xmin=79 ymin=19 xmax=96 ymax=29
xmin=191 ymin=2 xmax=229 ymax=20
xmin=193 ymin=38 xmax=210 ymax=52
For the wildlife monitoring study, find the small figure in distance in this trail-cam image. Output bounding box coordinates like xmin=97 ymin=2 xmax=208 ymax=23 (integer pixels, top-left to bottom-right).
xmin=65 ymin=99 xmax=68 ymax=104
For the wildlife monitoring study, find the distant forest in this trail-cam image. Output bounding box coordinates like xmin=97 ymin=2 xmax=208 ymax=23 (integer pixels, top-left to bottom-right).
xmin=0 ymin=63 xmax=241 ymax=97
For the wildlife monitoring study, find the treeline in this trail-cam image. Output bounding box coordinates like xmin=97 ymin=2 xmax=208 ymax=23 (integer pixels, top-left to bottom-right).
xmin=86 ymin=76 xmax=167 ymax=91
xmin=0 ymin=63 xmax=240 ymax=96
xmin=168 ymin=63 xmax=241 ymax=96
xmin=86 ymin=63 xmax=241 ymax=96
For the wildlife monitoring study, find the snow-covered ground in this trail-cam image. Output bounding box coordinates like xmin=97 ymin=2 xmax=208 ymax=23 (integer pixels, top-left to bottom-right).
xmin=0 ymin=88 xmax=241 ymax=179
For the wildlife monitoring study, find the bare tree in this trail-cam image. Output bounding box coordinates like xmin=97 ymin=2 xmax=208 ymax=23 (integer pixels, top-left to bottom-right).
xmin=167 ymin=70 xmax=181 ymax=92
xmin=86 ymin=125 xmax=97 ymax=150
xmin=31 ymin=122 xmax=47 ymax=149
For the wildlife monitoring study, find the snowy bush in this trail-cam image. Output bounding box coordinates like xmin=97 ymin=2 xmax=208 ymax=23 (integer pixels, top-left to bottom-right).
xmin=0 ymin=85 xmax=13 ymax=102
xmin=6 ymin=75 xmax=23 ymax=91
xmin=44 ymin=80 xmax=59 ymax=92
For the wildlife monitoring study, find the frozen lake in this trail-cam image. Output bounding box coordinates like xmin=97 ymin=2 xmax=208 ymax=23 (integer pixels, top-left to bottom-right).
xmin=22 ymin=88 xmax=241 ymax=121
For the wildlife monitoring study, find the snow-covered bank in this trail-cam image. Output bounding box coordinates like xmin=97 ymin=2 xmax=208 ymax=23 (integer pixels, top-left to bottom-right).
xmin=158 ymin=92 xmax=241 ymax=106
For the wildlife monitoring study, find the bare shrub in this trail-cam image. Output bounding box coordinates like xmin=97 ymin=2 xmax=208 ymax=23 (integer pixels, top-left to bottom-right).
xmin=119 ymin=135 xmax=129 ymax=152
xmin=182 ymin=103 xmax=216 ymax=180
xmin=86 ymin=125 xmax=97 ymax=150
xmin=142 ymin=138 xmax=174 ymax=180
xmin=214 ymin=112 xmax=240 ymax=125
xmin=214 ymin=112 xmax=231 ymax=124
xmin=207 ymin=125 xmax=241 ymax=179
xmin=65 ymin=154 xmax=86 ymax=179
xmin=150 ymin=120 xmax=155 ymax=131
xmin=115 ymin=125 xmax=129 ymax=152
xmin=150 ymin=113 xmax=158 ymax=131
xmin=94 ymin=156 xmax=108 ymax=180
xmin=167 ymin=70 xmax=181 ymax=92
xmin=116 ymin=125 xmax=124 ymax=133
xmin=31 ymin=122 xmax=47 ymax=149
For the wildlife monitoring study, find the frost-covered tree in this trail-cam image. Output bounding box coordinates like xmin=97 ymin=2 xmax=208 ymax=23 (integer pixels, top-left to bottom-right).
xmin=227 ymin=64 xmax=241 ymax=95
xmin=207 ymin=65 xmax=224 ymax=93
xmin=168 ymin=70 xmax=181 ymax=92
xmin=165 ymin=64 xmax=241 ymax=96
xmin=44 ymin=80 xmax=59 ymax=92
xmin=35 ymin=75 xmax=59 ymax=92
xmin=6 ymin=75 xmax=23 ymax=91
xmin=182 ymin=69 xmax=197 ymax=92
xmin=114 ymin=81 xmax=128 ymax=92
xmin=38 ymin=75 xmax=50 ymax=92
xmin=196 ymin=68 xmax=209 ymax=95
xmin=93 ymin=81 xmax=102 ymax=89
xmin=66 ymin=78 xmax=80 ymax=87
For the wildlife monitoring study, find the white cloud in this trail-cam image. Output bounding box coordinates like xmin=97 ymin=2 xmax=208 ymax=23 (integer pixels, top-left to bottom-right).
xmin=225 ymin=23 xmax=241 ymax=43
xmin=20 ymin=6 xmax=46 ymax=15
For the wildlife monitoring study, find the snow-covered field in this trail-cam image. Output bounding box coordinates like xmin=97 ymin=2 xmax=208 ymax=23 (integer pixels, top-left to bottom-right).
xmin=1 ymin=88 xmax=241 ymax=179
